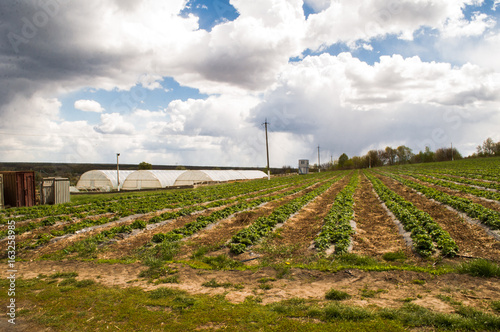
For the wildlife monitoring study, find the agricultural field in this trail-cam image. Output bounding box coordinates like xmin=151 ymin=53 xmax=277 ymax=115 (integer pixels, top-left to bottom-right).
xmin=1 ymin=158 xmax=500 ymax=331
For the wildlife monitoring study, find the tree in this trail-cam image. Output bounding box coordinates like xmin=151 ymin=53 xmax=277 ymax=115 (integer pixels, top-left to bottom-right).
xmin=138 ymin=161 xmax=152 ymax=170
xmin=366 ymin=150 xmax=383 ymax=168
xmin=435 ymin=147 xmax=461 ymax=161
xmin=482 ymin=137 xmax=496 ymax=156
xmin=338 ymin=153 xmax=349 ymax=168
xmin=382 ymin=147 xmax=397 ymax=165
xmin=396 ymin=145 xmax=413 ymax=164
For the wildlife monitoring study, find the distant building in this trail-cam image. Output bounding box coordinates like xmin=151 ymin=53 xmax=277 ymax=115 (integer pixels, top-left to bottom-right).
xmin=298 ymin=159 xmax=309 ymax=175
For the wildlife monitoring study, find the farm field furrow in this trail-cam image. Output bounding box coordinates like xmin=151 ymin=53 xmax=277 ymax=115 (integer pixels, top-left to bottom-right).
xmin=252 ymin=173 xmax=352 ymax=264
xmin=350 ymin=173 xmax=410 ymax=258
xmin=367 ymin=172 xmax=459 ymax=258
xmin=228 ymin=176 xmax=340 ymax=254
xmin=382 ymin=172 xmax=500 ymax=230
xmin=375 ymin=173 xmax=500 ymax=261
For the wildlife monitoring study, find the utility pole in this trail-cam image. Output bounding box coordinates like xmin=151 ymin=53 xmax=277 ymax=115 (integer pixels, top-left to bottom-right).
xmin=317 ymin=145 xmax=320 ymax=173
xmin=451 ymin=142 xmax=454 ymax=161
xmin=116 ymin=153 xmax=120 ymax=191
xmin=264 ymin=119 xmax=270 ymax=180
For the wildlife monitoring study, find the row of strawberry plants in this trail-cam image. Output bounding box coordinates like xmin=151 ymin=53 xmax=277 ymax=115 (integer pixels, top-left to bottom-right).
xmin=382 ymin=172 xmax=500 ymax=230
xmin=149 ymin=176 xmax=331 ymax=244
xmin=228 ymin=176 xmax=343 ymax=254
xmin=419 ymin=167 xmax=500 ymax=183
xmin=405 ymin=170 xmax=500 ymax=191
xmin=314 ymin=173 xmax=359 ymax=254
xmin=395 ymin=172 xmax=500 ymax=202
xmin=366 ymin=172 xmax=458 ymax=257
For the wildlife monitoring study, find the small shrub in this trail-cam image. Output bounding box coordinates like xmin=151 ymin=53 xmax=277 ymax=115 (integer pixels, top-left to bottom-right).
xmin=157 ymin=275 xmax=179 ymax=284
xmin=382 ymin=250 xmax=407 ymax=262
xmin=75 ymin=279 xmax=95 ymax=288
xmin=202 ymin=279 xmax=233 ymax=288
xmin=336 ymin=253 xmax=376 ymax=266
xmin=259 ymin=283 xmax=272 ymax=290
xmin=325 ymin=288 xmax=351 ymax=301
xmin=201 ymin=255 xmax=243 ymax=270
xmin=411 ymin=279 xmax=426 ymax=285
xmin=49 ymin=272 xmax=78 ymax=279
xmin=457 ymin=259 xmax=500 ymax=278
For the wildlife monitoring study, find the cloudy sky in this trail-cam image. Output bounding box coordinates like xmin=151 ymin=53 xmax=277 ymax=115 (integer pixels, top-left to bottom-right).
xmin=1 ymin=0 xmax=499 ymax=167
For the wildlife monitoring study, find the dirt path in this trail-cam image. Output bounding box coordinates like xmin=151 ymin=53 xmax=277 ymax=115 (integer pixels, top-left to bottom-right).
xmin=9 ymin=260 xmax=500 ymax=315
xmin=351 ymin=173 xmax=411 ymax=258
xmin=376 ymin=174 xmax=500 ymax=261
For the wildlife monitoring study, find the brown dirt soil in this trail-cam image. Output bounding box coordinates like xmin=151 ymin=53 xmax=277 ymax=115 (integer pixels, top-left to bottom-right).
xmin=252 ymin=174 xmax=352 ymax=263
xmin=376 ymin=174 xmax=500 ymax=261
xmin=8 ymin=260 xmax=500 ymax=315
xmin=351 ymin=174 xmax=411 ymax=258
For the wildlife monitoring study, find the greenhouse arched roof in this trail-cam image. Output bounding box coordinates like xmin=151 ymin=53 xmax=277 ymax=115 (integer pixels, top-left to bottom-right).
xmin=76 ymin=170 xmax=134 ymax=191
xmin=173 ymin=170 xmax=267 ymax=186
xmin=121 ymin=170 xmax=187 ymax=190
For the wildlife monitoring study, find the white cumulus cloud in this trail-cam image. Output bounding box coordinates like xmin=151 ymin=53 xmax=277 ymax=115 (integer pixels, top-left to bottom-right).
xmin=74 ymin=99 xmax=105 ymax=113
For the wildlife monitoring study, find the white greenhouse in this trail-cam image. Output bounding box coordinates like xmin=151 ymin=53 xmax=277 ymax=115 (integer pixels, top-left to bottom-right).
xmin=121 ymin=170 xmax=187 ymax=190
xmin=173 ymin=170 xmax=267 ymax=186
xmin=76 ymin=170 xmax=134 ymax=191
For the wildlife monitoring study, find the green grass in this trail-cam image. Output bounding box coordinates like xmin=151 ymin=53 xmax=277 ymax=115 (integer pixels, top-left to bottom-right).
xmin=2 ymin=276 xmax=500 ymax=331
xmin=382 ymin=251 xmax=407 ymax=262
xmin=491 ymin=300 xmax=500 ymax=313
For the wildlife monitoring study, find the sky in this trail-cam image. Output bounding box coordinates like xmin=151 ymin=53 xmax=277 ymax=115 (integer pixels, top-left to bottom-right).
xmin=1 ymin=0 xmax=499 ymax=168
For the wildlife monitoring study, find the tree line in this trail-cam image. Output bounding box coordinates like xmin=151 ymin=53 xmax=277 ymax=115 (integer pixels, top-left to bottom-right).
xmin=316 ymin=137 xmax=499 ymax=171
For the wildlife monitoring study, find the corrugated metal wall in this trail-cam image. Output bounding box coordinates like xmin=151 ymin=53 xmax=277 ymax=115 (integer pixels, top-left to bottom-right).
xmin=0 ymin=171 xmax=36 ymax=207
xmin=40 ymin=178 xmax=70 ymax=205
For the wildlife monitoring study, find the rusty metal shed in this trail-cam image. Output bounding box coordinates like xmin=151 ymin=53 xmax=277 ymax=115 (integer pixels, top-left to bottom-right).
xmin=0 ymin=171 xmax=36 ymax=208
